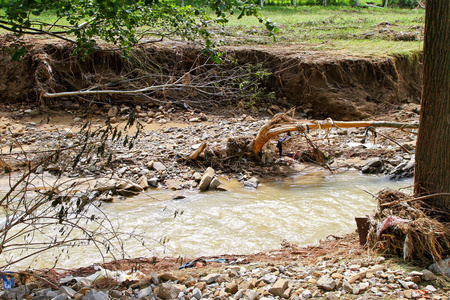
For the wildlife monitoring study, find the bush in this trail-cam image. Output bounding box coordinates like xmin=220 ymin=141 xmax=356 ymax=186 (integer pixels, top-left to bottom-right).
xmin=392 ymin=0 xmax=419 ymax=8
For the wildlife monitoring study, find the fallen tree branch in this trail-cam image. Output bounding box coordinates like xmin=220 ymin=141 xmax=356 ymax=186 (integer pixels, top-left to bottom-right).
xmin=42 ymin=83 xmax=190 ymax=98
xmin=380 ymin=193 xmax=450 ymax=207
xmin=252 ymin=112 xmax=419 ymax=156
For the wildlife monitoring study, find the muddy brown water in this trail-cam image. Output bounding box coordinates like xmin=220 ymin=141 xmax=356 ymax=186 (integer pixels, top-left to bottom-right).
xmin=0 ymin=171 xmax=412 ymax=270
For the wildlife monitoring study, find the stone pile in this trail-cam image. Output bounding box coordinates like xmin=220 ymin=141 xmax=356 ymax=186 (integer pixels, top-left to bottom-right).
xmin=1 ymin=105 xmax=419 ymax=192
xmin=2 ymin=256 xmax=448 ymax=300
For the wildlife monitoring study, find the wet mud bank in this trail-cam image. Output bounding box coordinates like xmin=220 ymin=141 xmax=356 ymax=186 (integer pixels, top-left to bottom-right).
xmin=0 ymin=39 xmax=422 ymax=120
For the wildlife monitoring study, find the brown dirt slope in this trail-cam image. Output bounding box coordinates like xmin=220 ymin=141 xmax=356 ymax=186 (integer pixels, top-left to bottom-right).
xmin=0 ymin=37 xmax=422 ymax=120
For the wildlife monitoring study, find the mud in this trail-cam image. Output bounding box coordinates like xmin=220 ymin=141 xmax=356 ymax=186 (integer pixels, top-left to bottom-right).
xmin=0 ymin=38 xmax=422 ymax=121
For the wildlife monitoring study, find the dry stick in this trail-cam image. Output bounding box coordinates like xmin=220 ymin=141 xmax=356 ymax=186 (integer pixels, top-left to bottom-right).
xmin=253 ymin=116 xmax=419 ymax=155
xmin=380 ymin=193 xmax=450 ymax=207
xmin=365 ymin=127 xmax=411 ymax=154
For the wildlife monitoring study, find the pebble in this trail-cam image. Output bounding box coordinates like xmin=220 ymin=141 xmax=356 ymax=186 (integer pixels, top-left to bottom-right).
xmin=243 ymin=177 xmax=260 ymax=189
xmin=16 ymin=255 xmax=446 ymax=300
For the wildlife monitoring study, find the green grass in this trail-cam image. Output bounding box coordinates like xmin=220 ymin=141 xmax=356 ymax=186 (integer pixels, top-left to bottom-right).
xmin=0 ymin=5 xmax=424 ymax=57
xmin=214 ymin=6 xmax=424 ymax=56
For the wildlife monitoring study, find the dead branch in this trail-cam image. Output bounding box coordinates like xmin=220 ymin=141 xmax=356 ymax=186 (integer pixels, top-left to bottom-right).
xmin=252 ymin=112 xmax=419 ymax=156
xmin=380 ymin=193 xmax=450 ymax=207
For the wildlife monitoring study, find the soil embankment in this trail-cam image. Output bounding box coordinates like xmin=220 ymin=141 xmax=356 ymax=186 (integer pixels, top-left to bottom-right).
xmin=0 ymin=38 xmax=422 ymax=121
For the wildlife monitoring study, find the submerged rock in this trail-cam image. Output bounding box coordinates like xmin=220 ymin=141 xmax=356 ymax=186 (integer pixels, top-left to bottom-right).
xmin=361 ymin=157 xmax=383 ymax=174
xmin=244 ymin=177 xmax=260 ymax=189
xmin=198 ymin=167 xmax=215 ymax=191
xmin=208 ymin=177 xmax=221 ymax=190
xmin=388 ymin=155 xmax=415 ymax=180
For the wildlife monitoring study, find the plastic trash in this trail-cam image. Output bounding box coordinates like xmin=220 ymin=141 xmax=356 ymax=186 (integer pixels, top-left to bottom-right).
xmin=1 ymin=273 xmax=15 ymax=290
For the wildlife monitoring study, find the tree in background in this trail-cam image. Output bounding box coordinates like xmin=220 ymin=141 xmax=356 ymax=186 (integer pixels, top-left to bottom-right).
xmin=414 ymin=0 xmax=449 ymax=210
xmin=0 ymin=0 xmax=275 ymax=61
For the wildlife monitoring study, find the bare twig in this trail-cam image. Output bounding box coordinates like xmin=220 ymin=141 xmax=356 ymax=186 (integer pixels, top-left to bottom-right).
xmin=380 ymin=193 xmax=450 ymax=207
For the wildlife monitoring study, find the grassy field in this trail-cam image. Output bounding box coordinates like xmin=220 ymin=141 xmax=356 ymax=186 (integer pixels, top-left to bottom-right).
xmin=0 ymin=5 xmax=424 ymax=57
xmin=217 ymin=6 xmax=424 ymax=56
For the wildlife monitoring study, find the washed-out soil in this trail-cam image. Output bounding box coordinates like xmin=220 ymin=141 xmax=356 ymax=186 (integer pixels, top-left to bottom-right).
xmin=0 ymin=36 xmax=422 ymax=121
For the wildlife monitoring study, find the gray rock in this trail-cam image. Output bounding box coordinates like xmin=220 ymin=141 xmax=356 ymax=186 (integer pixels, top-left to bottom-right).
xmin=301 ymin=289 xmax=312 ymax=298
xmin=317 ymin=275 xmax=336 ymax=291
xmin=35 ymin=165 xmax=44 ymax=174
xmin=200 ymin=273 xmax=221 ymax=284
xmin=234 ymin=289 xmax=245 ymax=300
xmin=208 ymin=177 xmax=221 ymax=190
xmin=342 ymin=280 xmax=353 ymax=293
xmin=151 ymin=271 xmax=159 ymax=285
xmin=34 ymin=288 xmax=52 ymax=297
xmin=193 ymin=172 xmax=202 ymax=182
xmin=191 ymin=287 xmax=202 ymax=300
xmin=358 ymin=282 xmax=370 ymax=292
xmin=149 ymin=177 xmax=158 ymax=187
xmin=109 ymin=290 xmax=122 ymax=298
xmin=428 ymin=258 xmax=450 ymax=277
xmin=352 ymin=286 xmax=361 ymax=295
xmin=117 ymin=167 xmax=128 ymax=175
xmin=244 ymin=289 xmax=259 ymax=300
xmin=116 ymin=180 xmax=143 ymax=196
xmin=198 ymin=167 xmax=215 ymax=191
xmin=137 ymin=175 xmax=149 ymax=189
xmin=243 ymin=177 xmax=259 ymax=189
xmin=58 ymin=286 xmax=76 ymax=298
xmin=30 ymin=296 xmax=49 ymax=300
xmin=269 ymin=278 xmax=289 ymax=297
xmin=152 ymin=161 xmax=166 ymax=172
xmin=421 ymin=269 xmax=437 ymax=281
xmin=399 ymin=280 xmax=418 ymax=289
xmin=52 ymin=295 xmax=70 ymax=300
xmin=7 ymin=286 xmax=29 ymax=299
xmin=81 ymin=290 xmax=109 ymax=300
xmin=155 ymin=283 xmax=185 ymax=300
xmin=262 ymin=274 xmax=277 ymax=284
xmin=388 ymin=155 xmax=415 ymax=180
xmin=424 ymin=284 xmax=437 ymax=293
xmin=325 ymin=293 xmax=339 ymax=300
xmin=137 ymin=286 xmax=153 ymax=299
xmin=361 ymin=157 xmax=383 ymax=174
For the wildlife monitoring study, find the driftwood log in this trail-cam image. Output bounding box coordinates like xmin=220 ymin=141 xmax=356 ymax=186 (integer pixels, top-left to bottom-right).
xmin=252 ymin=112 xmax=419 ymax=156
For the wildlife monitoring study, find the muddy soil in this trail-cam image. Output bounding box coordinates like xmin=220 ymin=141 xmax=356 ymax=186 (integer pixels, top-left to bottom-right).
xmin=0 ymin=37 xmax=422 ymax=121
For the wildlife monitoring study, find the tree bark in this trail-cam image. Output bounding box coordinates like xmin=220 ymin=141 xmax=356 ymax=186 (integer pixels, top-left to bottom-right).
xmin=323 ymin=0 xmax=327 ymax=7
xmin=414 ymin=0 xmax=450 ymax=210
xmin=383 ymin=0 xmax=388 ymax=7
xmin=355 ymin=0 xmax=360 ymax=6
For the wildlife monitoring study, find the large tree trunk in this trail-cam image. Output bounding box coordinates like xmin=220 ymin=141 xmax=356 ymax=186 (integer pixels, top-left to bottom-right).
xmin=414 ymin=0 xmax=450 ymax=210
xmin=355 ymin=0 xmax=360 ymax=6
xmin=322 ymin=0 xmax=326 ymax=7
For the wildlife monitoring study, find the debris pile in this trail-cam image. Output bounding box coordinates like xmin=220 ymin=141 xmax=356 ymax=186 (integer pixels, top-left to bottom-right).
xmin=367 ymin=189 xmax=450 ymax=267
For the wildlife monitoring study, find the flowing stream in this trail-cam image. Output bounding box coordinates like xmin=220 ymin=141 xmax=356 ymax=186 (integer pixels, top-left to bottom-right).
xmin=0 ymin=171 xmax=412 ymax=270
